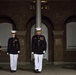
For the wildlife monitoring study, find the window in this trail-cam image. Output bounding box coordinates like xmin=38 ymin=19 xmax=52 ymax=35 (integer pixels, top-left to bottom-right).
xmin=0 ymin=23 xmax=12 ymax=50
xmin=66 ymin=22 xmax=76 ymax=50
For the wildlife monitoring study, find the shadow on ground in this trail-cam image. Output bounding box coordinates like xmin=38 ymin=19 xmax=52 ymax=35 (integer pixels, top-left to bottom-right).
xmin=62 ymin=64 xmax=76 ymax=70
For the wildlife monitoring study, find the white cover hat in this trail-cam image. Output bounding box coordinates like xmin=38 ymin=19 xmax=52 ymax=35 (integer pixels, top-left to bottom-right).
xmin=35 ymin=28 xmax=42 ymax=31
xmin=11 ymin=30 xmax=16 ymax=33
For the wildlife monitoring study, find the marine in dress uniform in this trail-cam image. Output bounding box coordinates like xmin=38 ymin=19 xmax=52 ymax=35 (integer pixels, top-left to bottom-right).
xmin=7 ymin=30 xmax=20 ymax=72
xmin=32 ymin=28 xmax=47 ymax=73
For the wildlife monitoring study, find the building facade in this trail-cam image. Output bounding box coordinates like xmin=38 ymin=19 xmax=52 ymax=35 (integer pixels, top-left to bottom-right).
xmin=0 ymin=0 xmax=76 ymax=65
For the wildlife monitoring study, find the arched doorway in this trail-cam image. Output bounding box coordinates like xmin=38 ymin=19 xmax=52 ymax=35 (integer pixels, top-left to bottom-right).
xmin=64 ymin=15 xmax=76 ymax=63
xmin=0 ymin=15 xmax=16 ymax=62
xmin=26 ymin=16 xmax=54 ymax=63
xmin=0 ymin=16 xmax=16 ymax=51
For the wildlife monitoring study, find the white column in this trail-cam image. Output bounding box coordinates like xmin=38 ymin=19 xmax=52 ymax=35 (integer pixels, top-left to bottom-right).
xmin=36 ymin=0 xmax=41 ymax=28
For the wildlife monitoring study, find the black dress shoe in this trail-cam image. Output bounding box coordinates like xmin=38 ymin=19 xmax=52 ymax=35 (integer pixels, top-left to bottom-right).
xmin=34 ymin=69 xmax=38 ymax=73
xmin=13 ymin=70 xmax=16 ymax=72
xmin=11 ymin=70 xmax=16 ymax=73
xmin=37 ymin=71 xmax=41 ymax=73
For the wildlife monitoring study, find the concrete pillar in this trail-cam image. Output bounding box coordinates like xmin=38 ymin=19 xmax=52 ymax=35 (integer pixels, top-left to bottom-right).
xmin=36 ymin=0 xmax=41 ymax=29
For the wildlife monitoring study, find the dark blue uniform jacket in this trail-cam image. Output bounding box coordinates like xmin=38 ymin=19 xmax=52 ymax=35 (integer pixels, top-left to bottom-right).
xmin=32 ymin=35 xmax=46 ymax=54
xmin=7 ymin=37 xmax=20 ymax=54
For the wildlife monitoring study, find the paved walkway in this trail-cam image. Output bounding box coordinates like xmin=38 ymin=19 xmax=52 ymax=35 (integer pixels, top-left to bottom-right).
xmin=0 ymin=64 xmax=76 ymax=75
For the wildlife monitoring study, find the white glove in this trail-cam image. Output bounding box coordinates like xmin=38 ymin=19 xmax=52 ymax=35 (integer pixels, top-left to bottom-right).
xmin=43 ymin=51 xmax=45 ymax=54
xmin=18 ymin=51 xmax=20 ymax=53
xmin=7 ymin=52 xmax=9 ymax=55
xmin=31 ymin=52 xmax=34 ymax=54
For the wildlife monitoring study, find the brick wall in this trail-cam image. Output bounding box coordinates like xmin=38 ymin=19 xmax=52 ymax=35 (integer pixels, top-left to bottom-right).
xmin=0 ymin=1 xmax=76 ymax=64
